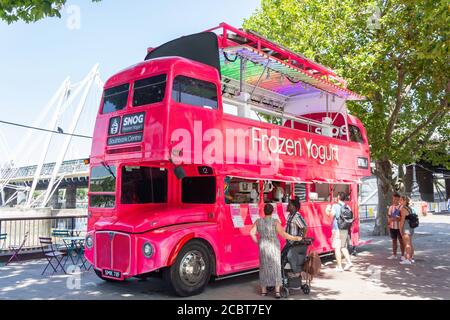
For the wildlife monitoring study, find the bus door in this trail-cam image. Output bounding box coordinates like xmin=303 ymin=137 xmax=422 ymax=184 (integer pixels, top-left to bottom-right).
xmin=222 ymin=177 xmax=261 ymax=272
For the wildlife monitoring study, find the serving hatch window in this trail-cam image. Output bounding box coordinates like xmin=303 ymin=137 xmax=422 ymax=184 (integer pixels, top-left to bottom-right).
xmin=332 ymin=184 xmax=351 ymax=201
xmin=133 ymin=74 xmax=167 ymax=107
xmin=172 ymin=75 xmax=218 ymax=109
xmin=121 ymin=166 xmax=167 ymax=204
xmin=102 ymin=84 xmax=130 ymax=114
xmin=224 ymin=177 xmax=260 ymax=204
xmin=310 ymin=183 xmax=330 ymax=202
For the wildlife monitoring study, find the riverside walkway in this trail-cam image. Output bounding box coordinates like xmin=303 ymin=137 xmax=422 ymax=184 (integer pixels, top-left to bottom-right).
xmin=0 ymin=213 xmax=449 ymax=300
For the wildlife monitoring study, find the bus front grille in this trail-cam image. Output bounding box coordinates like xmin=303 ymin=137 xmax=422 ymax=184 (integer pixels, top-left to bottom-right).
xmin=95 ymin=231 xmax=131 ymax=274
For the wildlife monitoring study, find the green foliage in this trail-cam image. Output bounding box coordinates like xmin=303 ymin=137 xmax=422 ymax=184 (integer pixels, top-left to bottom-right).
xmin=244 ymin=0 xmax=449 ymax=170
xmin=0 ymin=0 xmax=101 ymax=24
xmin=76 ymin=188 xmax=87 ymax=200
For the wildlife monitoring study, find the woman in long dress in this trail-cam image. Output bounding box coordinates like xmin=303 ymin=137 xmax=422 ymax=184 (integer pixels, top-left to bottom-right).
xmin=250 ymin=204 xmax=302 ymax=298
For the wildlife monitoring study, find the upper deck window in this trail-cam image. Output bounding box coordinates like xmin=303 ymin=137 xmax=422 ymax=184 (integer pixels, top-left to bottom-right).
xmin=102 ymin=84 xmax=130 ymax=114
xmin=172 ymin=76 xmax=218 ymax=109
xmin=121 ymin=166 xmax=167 ymax=204
xmin=133 ymin=74 xmax=167 ymax=107
xmin=349 ymin=125 xmax=364 ymax=143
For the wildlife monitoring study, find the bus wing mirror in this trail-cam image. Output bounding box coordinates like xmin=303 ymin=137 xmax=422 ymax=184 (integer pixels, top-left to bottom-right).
xmin=174 ymin=166 xmax=186 ymax=180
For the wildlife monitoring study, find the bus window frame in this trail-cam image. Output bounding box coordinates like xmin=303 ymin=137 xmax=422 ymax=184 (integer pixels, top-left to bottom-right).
xmin=181 ymin=175 xmax=217 ymax=205
xmin=88 ymin=165 xmax=118 ymax=209
xmin=118 ymin=163 xmax=170 ymax=206
xmin=170 ymin=73 xmax=221 ymax=112
xmin=100 ymin=82 xmax=131 ymax=115
xmin=309 ymin=182 xmax=331 ymax=202
xmin=348 ymin=124 xmax=365 ymax=144
xmin=223 ymin=176 xmax=262 ymax=205
xmin=131 ymin=73 xmax=168 ymax=109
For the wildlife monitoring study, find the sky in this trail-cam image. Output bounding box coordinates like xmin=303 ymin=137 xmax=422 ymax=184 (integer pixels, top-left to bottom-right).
xmin=0 ymin=0 xmax=261 ymax=166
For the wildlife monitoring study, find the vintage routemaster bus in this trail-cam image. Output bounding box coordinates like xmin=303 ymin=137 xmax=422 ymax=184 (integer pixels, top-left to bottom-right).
xmin=84 ymin=23 xmax=371 ymax=296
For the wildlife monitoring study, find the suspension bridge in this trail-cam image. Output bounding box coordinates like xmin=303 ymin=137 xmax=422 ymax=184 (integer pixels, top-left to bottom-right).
xmin=0 ymin=65 xmax=102 ymax=209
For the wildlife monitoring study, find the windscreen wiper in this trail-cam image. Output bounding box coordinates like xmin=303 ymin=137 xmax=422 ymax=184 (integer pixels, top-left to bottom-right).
xmin=101 ymin=161 xmax=116 ymax=179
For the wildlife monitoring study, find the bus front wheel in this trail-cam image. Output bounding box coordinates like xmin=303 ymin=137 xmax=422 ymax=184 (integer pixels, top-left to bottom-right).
xmin=164 ymin=240 xmax=212 ymax=297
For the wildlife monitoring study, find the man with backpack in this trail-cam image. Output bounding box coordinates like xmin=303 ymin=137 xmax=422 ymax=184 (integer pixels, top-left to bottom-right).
xmin=326 ymin=192 xmax=354 ymax=272
xmin=387 ymin=193 xmax=405 ymax=260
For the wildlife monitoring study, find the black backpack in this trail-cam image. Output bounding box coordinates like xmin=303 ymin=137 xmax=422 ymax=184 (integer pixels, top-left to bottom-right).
xmin=406 ymin=206 xmax=419 ymax=229
xmin=338 ymin=204 xmax=354 ymax=230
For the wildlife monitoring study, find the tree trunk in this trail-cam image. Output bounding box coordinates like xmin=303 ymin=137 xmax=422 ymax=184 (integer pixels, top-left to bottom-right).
xmin=373 ymin=159 xmax=395 ymax=236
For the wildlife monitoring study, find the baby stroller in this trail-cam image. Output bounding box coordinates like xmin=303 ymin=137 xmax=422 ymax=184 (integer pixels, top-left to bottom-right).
xmin=280 ymin=237 xmax=316 ymax=297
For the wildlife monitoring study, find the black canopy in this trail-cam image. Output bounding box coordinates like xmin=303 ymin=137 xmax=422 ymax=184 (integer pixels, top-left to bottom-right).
xmin=145 ymin=32 xmax=220 ymax=76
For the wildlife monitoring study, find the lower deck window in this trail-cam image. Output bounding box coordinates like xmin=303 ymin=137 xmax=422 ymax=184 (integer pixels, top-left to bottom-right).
xmin=182 ymin=177 xmax=216 ymax=204
xmin=90 ymin=195 xmax=115 ymax=208
xmin=121 ymin=166 xmax=167 ymax=204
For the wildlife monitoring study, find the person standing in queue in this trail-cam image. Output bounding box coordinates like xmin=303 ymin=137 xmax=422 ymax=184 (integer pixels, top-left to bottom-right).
xmin=250 ymin=204 xmax=302 ymax=298
xmin=326 ymin=192 xmax=353 ymax=272
xmin=283 ymin=197 xmax=308 ymax=279
xmin=387 ymin=193 xmax=405 ymax=260
xmin=399 ymin=195 xmax=415 ymax=265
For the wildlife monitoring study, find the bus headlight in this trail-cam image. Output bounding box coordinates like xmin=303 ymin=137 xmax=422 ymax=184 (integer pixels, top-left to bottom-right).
xmin=86 ymin=235 xmax=93 ymax=249
xmin=143 ymin=242 xmax=154 ymax=258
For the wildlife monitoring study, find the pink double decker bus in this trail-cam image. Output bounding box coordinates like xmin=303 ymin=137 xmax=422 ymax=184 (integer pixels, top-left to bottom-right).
xmin=84 ymin=23 xmax=371 ymax=296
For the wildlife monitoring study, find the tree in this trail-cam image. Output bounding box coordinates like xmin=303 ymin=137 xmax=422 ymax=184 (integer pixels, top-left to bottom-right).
xmin=244 ymin=0 xmax=449 ymax=235
xmin=0 ymin=0 xmax=100 ymax=24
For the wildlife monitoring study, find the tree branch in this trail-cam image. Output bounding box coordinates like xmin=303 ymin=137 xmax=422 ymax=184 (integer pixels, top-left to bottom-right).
xmin=384 ymin=66 xmax=405 ymax=144
xmin=397 ymin=81 xmax=450 ymax=148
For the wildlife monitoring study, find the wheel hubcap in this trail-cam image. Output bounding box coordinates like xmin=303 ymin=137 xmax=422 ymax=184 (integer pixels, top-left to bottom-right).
xmin=179 ymin=250 xmax=206 ymax=286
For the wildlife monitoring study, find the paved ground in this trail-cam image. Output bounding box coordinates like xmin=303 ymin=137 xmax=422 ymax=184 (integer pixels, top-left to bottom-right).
xmin=1 ymin=213 xmax=449 ymax=300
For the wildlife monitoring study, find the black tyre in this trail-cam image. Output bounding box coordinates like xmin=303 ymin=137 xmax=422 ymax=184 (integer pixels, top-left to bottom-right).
xmin=302 ymin=284 xmax=310 ymax=295
xmin=163 ymin=240 xmax=212 ymax=297
xmin=94 ymin=269 xmax=122 ymax=282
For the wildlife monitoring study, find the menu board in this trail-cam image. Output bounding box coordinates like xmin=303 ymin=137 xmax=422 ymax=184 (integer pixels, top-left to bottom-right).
xmin=249 ymin=204 xmax=260 ymax=224
xmin=230 ymin=204 xmax=244 ymax=228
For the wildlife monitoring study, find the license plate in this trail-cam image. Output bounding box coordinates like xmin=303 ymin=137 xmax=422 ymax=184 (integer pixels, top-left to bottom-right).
xmin=103 ymin=269 xmax=121 ymax=279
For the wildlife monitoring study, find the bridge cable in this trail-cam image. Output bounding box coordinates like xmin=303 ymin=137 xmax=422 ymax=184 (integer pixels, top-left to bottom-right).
xmin=0 ymin=120 xmax=92 ymax=139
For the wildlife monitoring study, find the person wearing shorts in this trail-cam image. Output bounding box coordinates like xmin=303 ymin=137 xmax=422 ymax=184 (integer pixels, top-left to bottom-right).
xmin=326 ymin=192 xmax=353 ymax=272
xmin=399 ymin=195 xmax=415 ymax=265
xmin=387 ymin=193 xmax=405 ymax=260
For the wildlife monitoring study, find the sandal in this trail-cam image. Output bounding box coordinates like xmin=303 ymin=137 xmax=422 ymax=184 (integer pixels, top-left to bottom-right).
xmin=275 ymin=292 xmax=281 ymax=299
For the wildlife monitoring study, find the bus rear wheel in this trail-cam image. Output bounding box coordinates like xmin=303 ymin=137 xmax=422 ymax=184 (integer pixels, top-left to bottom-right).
xmin=164 ymin=240 xmax=212 ymax=297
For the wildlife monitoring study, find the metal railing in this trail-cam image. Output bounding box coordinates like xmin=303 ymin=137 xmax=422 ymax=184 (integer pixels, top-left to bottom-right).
xmin=0 ymin=215 xmax=88 ymax=253
xmin=0 ymin=158 xmax=88 ymax=182
xmin=359 ymin=204 xmax=377 ymax=221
